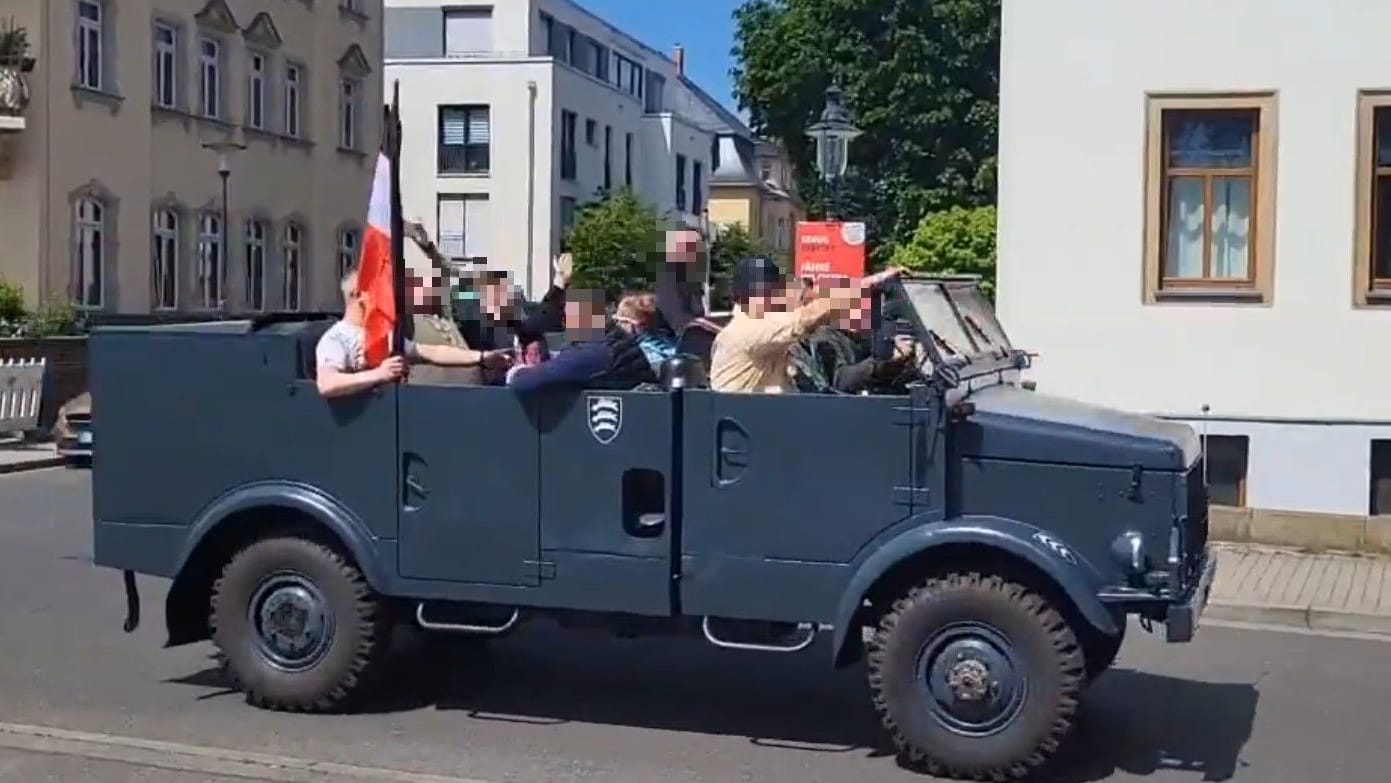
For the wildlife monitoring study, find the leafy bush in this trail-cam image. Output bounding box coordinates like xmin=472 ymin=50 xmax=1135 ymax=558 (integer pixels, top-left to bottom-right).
xmin=565 ymin=189 xmax=665 ymax=299
xmin=0 ymin=279 xmax=85 ymax=337
xmin=708 ymin=223 xmax=781 ymax=310
xmin=891 ymin=205 xmax=997 ymax=299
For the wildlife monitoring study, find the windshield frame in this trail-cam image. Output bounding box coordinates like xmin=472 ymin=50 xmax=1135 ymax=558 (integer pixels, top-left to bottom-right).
xmin=879 ymin=275 xmax=1023 ymax=383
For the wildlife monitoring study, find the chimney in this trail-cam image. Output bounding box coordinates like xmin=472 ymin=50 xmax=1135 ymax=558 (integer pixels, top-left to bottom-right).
xmin=673 ymin=44 xmax=685 ymax=75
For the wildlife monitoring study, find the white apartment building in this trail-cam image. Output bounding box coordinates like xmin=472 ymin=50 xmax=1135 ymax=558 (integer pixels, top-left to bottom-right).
xmin=997 ymin=0 xmax=1391 ymax=528
xmin=383 ymin=0 xmax=718 ymax=296
xmin=0 ymin=0 xmax=384 ymax=315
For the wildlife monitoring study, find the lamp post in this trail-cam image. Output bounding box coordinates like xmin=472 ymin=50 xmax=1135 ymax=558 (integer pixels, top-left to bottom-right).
xmin=804 ymin=84 xmax=862 ymax=221
xmin=201 ymin=137 xmax=246 ymax=312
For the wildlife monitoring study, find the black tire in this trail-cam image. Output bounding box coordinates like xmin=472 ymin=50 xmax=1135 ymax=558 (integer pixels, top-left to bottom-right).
xmin=1082 ymin=624 xmax=1125 ymax=682
xmin=210 ymin=536 xmax=392 ymax=712
xmin=866 ymin=572 xmax=1085 ymax=780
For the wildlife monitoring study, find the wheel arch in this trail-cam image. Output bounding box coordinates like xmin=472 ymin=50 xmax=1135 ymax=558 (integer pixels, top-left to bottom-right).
xmin=830 ymin=517 xmax=1119 ymax=668
xmin=164 ymin=482 xmax=387 ymax=648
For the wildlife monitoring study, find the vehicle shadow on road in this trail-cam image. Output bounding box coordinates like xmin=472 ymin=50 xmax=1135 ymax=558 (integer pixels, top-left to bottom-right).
xmin=1048 ymin=668 xmax=1257 ymax=782
xmin=170 ymin=632 xmax=1257 ymax=778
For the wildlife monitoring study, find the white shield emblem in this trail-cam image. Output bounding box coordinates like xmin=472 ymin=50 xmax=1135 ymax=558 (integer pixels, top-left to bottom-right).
xmin=586 ymin=395 xmax=623 ymax=445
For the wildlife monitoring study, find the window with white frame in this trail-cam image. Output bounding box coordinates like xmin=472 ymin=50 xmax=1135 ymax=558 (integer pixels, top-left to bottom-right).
xmin=152 ymin=209 xmax=179 ymax=309
xmin=247 ymin=53 xmax=267 ymax=130
xmin=436 ymin=196 xmax=490 ymax=262
xmin=153 ymin=23 xmax=177 ymax=108
xmin=338 ymin=227 xmax=359 ymax=277
xmin=76 ymin=0 xmax=104 ymax=91
xmin=339 ymin=78 xmax=359 ymax=150
xmin=198 ymin=37 xmax=221 ymax=118
xmin=245 ymin=219 xmax=266 ymax=311
xmin=73 ymin=197 xmax=105 ymax=308
xmin=284 ymin=64 xmax=302 ymax=138
xmin=198 ymin=213 xmax=224 ymax=308
xmin=283 ymin=223 xmax=303 ymax=310
xmin=437 ymin=105 xmax=490 ymax=174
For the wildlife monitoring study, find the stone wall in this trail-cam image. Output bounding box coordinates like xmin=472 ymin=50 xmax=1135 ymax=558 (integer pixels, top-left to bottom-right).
xmin=0 ymin=337 xmax=86 ymax=435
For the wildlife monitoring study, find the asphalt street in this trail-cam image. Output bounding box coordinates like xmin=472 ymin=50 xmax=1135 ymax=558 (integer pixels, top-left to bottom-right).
xmin=2 ymin=467 xmax=1389 ymax=783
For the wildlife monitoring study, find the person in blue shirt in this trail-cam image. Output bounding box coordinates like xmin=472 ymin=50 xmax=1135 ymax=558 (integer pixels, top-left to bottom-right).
xmin=504 ymin=289 xmax=656 ymax=393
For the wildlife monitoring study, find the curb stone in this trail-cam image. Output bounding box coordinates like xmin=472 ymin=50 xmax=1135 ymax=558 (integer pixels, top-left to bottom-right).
xmin=1206 ymin=599 xmax=1391 ymax=637
xmin=0 ymin=456 xmax=67 ymax=475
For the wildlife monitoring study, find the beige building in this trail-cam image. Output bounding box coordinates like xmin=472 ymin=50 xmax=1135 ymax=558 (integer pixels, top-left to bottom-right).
xmin=707 ymin=138 xmax=802 ymax=255
xmin=0 ymin=0 xmax=383 ymax=315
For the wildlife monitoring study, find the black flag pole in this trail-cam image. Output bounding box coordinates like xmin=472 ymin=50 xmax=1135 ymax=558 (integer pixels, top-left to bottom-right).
xmin=388 ymin=79 xmax=409 ymax=354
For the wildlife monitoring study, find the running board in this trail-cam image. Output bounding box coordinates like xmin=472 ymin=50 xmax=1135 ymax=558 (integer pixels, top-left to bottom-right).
xmin=415 ymin=603 xmax=520 ymax=635
xmin=701 ymin=617 xmax=818 ymax=653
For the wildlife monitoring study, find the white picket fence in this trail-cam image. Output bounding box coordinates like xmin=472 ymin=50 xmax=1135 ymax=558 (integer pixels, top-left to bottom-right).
xmin=0 ymin=357 xmax=46 ymax=434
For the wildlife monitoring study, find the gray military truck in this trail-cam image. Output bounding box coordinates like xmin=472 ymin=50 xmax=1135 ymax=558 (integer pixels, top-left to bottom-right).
xmin=89 ymin=276 xmax=1214 ymax=780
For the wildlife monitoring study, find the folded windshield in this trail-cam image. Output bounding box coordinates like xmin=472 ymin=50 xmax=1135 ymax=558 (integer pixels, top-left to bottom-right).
xmin=893 ymin=279 xmax=1011 ymax=362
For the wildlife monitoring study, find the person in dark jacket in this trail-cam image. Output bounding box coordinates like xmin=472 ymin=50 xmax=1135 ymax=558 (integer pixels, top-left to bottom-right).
xmin=445 ymin=255 xmax=572 ymax=383
xmin=654 ymin=228 xmax=707 ymax=333
xmin=788 ymin=269 xmax=909 ymax=394
xmin=505 ymin=289 xmax=656 ymax=393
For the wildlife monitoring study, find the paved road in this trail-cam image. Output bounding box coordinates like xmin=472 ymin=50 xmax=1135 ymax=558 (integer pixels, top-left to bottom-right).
xmin=2 ymin=468 xmax=1390 ymax=783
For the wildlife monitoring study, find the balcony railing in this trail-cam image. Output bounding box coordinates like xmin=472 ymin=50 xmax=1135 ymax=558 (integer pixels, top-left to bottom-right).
xmin=437 ymin=144 xmax=490 ymax=175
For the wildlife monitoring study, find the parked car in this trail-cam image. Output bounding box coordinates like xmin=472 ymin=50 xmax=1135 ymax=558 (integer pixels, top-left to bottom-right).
xmin=53 ymin=391 xmax=91 ymax=465
xmin=88 ymin=280 xmax=1214 ymax=781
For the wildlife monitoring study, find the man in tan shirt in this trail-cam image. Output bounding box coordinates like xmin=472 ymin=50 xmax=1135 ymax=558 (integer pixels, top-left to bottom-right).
xmin=710 ymin=257 xmax=898 ymax=393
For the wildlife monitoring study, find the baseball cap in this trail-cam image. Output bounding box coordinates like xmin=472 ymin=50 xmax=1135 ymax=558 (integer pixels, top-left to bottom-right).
xmin=731 ymin=256 xmax=785 ymax=301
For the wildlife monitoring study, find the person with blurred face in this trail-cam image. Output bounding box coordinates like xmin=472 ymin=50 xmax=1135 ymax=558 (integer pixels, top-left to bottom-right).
xmin=656 ymin=228 xmax=707 ymax=333
xmin=788 ymin=270 xmax=910 ymax=394
xmin=709 ymin=258 xmax=877 ymax=394
xmin=504 ymin=289 xmax=656 ymax=393
xmin=445 ymin=247 xmax=573 ymax=382
xmin=399 ymin=222 xmax=505 ymax=386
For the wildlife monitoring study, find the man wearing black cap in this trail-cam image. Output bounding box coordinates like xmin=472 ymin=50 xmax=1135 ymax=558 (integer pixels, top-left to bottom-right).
xmin=710 ymin=257 xmax=895 ymax=393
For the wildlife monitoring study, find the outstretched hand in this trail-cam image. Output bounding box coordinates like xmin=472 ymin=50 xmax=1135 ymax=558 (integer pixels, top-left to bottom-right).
xmin=553 ymin=252 xmax=574 ymax=289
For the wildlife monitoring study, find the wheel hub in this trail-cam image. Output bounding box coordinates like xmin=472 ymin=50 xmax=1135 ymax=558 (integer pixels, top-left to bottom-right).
xmin=248 ymin=573 xmax=334 ymax=672
xmin=918 ymin=624 xmax=1027 ymax=737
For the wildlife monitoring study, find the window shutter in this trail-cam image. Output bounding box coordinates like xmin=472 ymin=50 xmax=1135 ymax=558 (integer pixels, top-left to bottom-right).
xmin=444 ymin=10 xmax=492 ymax=57
xmin=441 ymin=109 xmax=468 ymax=145
xmin=467 ymin=109 xmax=490 ymax=144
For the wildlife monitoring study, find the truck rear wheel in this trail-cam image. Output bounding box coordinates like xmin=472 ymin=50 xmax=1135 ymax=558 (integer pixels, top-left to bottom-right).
xmin=210 ymin=536 xmax=391 ymax=712
xmin=866 ymin=572 xmax=1085 ymax=780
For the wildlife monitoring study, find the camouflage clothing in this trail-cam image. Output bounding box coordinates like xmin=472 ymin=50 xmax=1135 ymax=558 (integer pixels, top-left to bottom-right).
xmin=789 ymin=326 xmax=864 ymax=393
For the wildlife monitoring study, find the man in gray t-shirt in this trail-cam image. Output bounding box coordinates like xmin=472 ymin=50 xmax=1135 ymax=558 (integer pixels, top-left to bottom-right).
xmin=314 ymin=270 xmax=510 ymax=399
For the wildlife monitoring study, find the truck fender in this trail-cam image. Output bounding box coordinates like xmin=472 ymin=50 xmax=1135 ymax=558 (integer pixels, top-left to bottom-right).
xmin=174 ymin=481 xmax=388 ymax=591
xmin=829 ymin=515 xmax=1118 ymax=666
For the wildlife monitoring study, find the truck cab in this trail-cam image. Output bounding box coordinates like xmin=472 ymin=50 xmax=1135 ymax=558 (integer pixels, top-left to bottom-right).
xmin=90 ymin=275 xmax=1214 ymax=780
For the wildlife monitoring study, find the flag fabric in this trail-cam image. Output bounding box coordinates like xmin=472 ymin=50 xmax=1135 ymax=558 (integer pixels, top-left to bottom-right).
xmin=356 ymin=152 xmax=395 ymax=368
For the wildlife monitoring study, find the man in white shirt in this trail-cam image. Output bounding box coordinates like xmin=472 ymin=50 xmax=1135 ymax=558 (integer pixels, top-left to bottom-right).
xmin=314 ymin=270 xmax=509 ymax=398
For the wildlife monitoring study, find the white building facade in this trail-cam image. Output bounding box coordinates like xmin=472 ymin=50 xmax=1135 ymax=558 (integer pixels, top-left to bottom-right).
xmin=382 ymin=0 xmax=714 ymax=296
xmin=998 ymin=0 xmax=1391 ymax=525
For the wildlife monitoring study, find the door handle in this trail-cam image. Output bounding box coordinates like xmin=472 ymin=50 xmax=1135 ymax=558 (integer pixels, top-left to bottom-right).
xmin=405 ymin=476 xmax=429 ymax=499
xmin=713 ymin=417 xmax=749 ymax=487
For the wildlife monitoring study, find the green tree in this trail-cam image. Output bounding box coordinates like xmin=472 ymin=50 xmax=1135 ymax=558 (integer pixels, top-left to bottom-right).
xmin=564 ymin=189 xmax=664 ymax=299
xmin=707 ymin=222 xmax=782 ymax=310
xmin=892 ymin=205 xmax=997 ymax=298
xmin=731 ymin=0 xmax=1000 ymax=264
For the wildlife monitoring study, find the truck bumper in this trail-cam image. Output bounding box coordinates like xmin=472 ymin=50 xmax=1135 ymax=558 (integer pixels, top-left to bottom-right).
xmin=1165 ymin=546 xmax=1216 ymax=643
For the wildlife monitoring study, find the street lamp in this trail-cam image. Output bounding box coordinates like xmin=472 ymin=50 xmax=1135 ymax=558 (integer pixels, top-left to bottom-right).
xmin=201 ymin=137 xmax=246 ymax=312
xmin=805 ymin=84 xmax=862 ymax=220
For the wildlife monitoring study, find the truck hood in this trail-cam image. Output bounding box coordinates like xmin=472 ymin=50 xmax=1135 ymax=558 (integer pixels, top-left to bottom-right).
xmin=958 ymin=385 xmax=1200 ymax=471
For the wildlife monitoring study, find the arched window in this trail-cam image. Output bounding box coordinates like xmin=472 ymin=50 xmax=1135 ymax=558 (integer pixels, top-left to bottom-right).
xmin=198 ymin=212 xmax=224 ymax=308
xmin=152 ymin=208 xmax=179 ymax=309
xmin=283 ymin=223 xmax=303 ymax=310
xmin=245 ymin=219 xmax=267 ymax=311
xmin=73 ymin=197 xmax=105 ymax=307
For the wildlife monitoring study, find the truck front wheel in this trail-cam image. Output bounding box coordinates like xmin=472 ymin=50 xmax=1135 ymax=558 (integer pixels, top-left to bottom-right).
xmin=866 ymin=572 xmax=1085 ymax=780
xmin=210 ymin=537 xmax=392 ymax=712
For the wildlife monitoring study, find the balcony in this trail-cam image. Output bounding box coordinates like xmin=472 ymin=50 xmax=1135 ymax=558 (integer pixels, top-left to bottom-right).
xmin=438 ymin=144 xmax=489 ymax=176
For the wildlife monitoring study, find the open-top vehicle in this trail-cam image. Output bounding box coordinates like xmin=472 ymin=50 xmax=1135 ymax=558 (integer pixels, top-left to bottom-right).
xmin=90 ymin=275 xmax=1214 ymax=780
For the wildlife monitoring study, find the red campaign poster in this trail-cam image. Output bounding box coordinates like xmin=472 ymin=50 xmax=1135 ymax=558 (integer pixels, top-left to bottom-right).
xmin=794 ymin=221 xmax=867 ymax=282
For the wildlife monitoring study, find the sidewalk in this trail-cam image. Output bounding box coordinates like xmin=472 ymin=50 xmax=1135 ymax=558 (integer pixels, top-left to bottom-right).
xmin=1208 ymin=542 xmax=1391 ymax=636
xmin=0 ymin=440 xmax=64 ymax=474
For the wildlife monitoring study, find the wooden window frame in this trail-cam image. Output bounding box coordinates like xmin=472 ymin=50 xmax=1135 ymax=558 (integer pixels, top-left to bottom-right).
xmin=1353 ymin=91 xmax=1391 ymax=307
xmin=1142 ymin=92 xmax=1278 ymax=305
